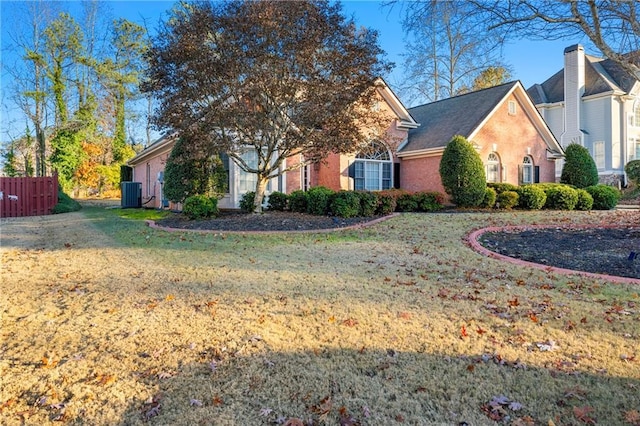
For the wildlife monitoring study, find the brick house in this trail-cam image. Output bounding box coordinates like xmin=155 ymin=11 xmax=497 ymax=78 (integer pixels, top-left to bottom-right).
xmin=128 ymin=80 xmax=563 ymax=209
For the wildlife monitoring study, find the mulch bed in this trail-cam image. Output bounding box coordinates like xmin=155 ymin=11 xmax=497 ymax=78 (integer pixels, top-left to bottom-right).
xmin=154 ymin=210 xmax=376 ymax=232
xmin=478 ymin=227 xmax=640 ymax=280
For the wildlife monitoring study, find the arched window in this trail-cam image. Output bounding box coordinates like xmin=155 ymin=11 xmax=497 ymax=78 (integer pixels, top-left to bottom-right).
xmin=354 ymin=141 xmax=392 ymax=191
xmin=634 ymin=99 xmax=640 ymax=127
xmin=486 ymin=152 xmax=501 ymax=183
xmin=521 ymin=156 xmax=533 ymax=184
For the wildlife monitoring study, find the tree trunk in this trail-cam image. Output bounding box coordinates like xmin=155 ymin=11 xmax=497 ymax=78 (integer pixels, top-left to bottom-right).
xmin=253 ymin=175 xmax=269 ymax=213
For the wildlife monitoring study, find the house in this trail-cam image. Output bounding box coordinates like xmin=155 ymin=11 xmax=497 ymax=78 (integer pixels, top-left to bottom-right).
xmin=397 ymin=81 xmax=564 ymax=195
xmin=127 ymin=80 xmax=563 ymax=209
xmin=527 ymin=44 xmax=640 ymax=186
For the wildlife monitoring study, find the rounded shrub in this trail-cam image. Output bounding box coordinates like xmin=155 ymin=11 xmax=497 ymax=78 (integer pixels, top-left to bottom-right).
xmin=306 ymin=186 xmax=334 ymax=215
xmin=239 ymin=191 xmax=256 ymax=213
xmin=575 ymin=189 xmax=594 ymax=211
xmin=487 ymin=182 xmax=518 ymax=194
xmin=288 ymin=190 xmax=308 ymax=213
xmin=357 ymin=191 xmax=378 ymax=217
xmin=267 ymin=191 xmax=288 ymax=211
xmin=560 ymin=143 xmax=599 ymax=188
xmin=415 ymin=191 xmax=444 ymax=212
xmin=375 ymin=191 xmax=397 ymax=215
xmin=331 ymin=191 xmax=361 ymax=218
xmin=585 ymin=184 xmax=620 ymax=210
xmin=439 ymin=135 xmax=487 ymax=207
xmin=516 ymin=185 xmax=546 ymax=210
xmin=396 ymin=193 xmax=419 ymax=212
xmin=544 ymin=185 xmax=578 ymax=210
xmin=183 ymin=195 xmax=218 ymax=219
xmin=625 ymin=159 xmax=640 ymax=185
xmin=495 ymin=191 xmax=519 ymax=209
xmin=481 ymin=187 xmax=497 ymax=208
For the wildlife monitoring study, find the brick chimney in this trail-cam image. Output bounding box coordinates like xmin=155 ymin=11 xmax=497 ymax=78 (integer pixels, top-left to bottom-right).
xmin=561 ymin=44 xmax=585 ymax=147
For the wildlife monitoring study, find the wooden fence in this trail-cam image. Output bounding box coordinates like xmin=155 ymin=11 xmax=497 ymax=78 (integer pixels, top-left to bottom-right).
xmin=0 ymin=175 xmax=59 ymax=218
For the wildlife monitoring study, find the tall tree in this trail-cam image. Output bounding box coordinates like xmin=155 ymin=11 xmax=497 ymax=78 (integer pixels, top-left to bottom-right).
xmin=473 ymin=0 xmax=640 ymax=78
xmin=399 ymin=1 xmax=508 ymax=103
xmin=145 ymin=0 xmax=392 ymax=212
xmin=471 ymin=66 xmax=512 ymax=91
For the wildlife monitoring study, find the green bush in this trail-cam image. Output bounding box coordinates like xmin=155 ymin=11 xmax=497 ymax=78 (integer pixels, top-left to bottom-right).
xmin=487 ymin=182 xmax=518 ymax=194
xmin=306 ymin=186 xmax=335 ymax=215
xmin=439 ymin=135 xmax=487 ymax=207
xmin=625 ymin=160 xmax=640 ymax=185
xmin=288 ymin=190 xmax=308 ymax=213
xmin=575 ymin=189 xmax=594 ymax=211
xmin=183 ymin=195 xmax=218 ymax=219
xmin=585 ymin=184 xmax=620 ymax=210
xmin=375 ymin=191 xmax=397 ymax=215
xmin=481 ymin=187 xmax=497 ymax=208
xmin=516 ymin=185 xmax=546 ymax=210
xmin=51 ymin=187 xmax=82 ymax=214
xmin=239 ymin=191 xmax=256 ymax=213
xmin=358 ymin=191 xmax=378 ymax=217
xmin=396 ymin=193 xmax=419 ymax=212
xmin=267 ymin=191 xmax=288 ymax=211
xmin=560 ymin=143 xmax=599 ymax=188
xmin=415 ymin=191 xmax=444 ymax=212
xmin=496 ymin=191 xmax=519 ymax=209
xmin=544 ymin=185 xmax=578 ymax=210
xmin=331 ymin=191 xmax=361 ymax=218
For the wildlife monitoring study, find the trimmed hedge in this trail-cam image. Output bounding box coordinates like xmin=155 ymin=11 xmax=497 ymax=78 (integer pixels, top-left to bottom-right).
xmin=239 ymin=191 xmax=256 ymax=213
xmin=396 ymin=192 xmax=419 ymax=212
xmin=560 ymin=143 xmax=599 ymax=188
xmin=358 ymin=191 xmax=378 ymax=217
xmin=487 ymin=182 xmax=518 ymax=194
xmin=439 ymin=135 xmax=487 ymax=207
xmin=415 ymin=191 xmax=444 ymax=212
xmin=625 ymin=160 xmax=640 ymax=185
xmin=288 ymin=190 xmax=308 ymax=213
xmin=544 ymin=185 xmax=578 ymax=210
xmin=481 ymin=187 xmax=497 ymax=208
xmin=585 ymin=184 xmax=620 ymax=210
xmin=331 ymin=191 xmax=361 ymax=218
xmin=516 ymin=185 xmax=546 ymax=210
xmin=267 ymin=191 xmax=288 ymax=211
xmin=575 ymin=189 xmax=594 ymax=211
xmin=496 ymin=190 xmax=519 ymax=209
xmin=375 ymin=191 xmax=397 ymax=215
xmin=306 ymin=186 xmax=335 ymax=215
xmin=183 ymin=195 xmax=218 ymax=219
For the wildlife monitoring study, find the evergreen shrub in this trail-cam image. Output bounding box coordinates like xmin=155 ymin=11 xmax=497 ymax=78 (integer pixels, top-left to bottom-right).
xmin=585 ymin=185 xmax=620 ymax=210
xmin=544 ymin=185 xmax=578 ymax=210
xmin=625 ymin=160 xmax=640 ymax=185
xmin=358 ymin=191 xmax=378 ymax=217
xmin=415 ymin=191 xmax=444 ymax=212
xmin=487 ymin=182 xmax=518 ymax=194
xmin=516 ymin=185 xmax=546 ymax=210
xmin=396 ymin=193 xmax=418 ymax=212
xmin=575 ymin=189 xmax=594 ymax=211
xmin=496 ymin=191 xmax=519 ymax=209
xmin=239 ymin=191 xmax=256 ymax=213
xmin=560 ymin=143 xmax=599 ymax=188
xmin=267 ymin=191 xmax=288 ymax=211
xmin=306 ymin=186 xmax=335 ymax=215
xmin=331 ymin=191 xmax=361 ymax=218
xmin=439 ymin=135 xmax=486 ymax=207
xmin=183 ymin=195 xmax=218 ymax=219
xmin=375 ymin=191 xmax=397 ymax=215
xmin=481 ymin=187 xmax=497 ymax=208
xmin=288 ymin=190 xmax=308 ymax=213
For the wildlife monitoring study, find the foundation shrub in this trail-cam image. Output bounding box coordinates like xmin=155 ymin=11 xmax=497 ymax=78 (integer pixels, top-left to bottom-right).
xmin=306 ymin=186 xmax=334 ymax=215
xmin=487 ymin=182 xmax=518 ymax=194
xmin=331 ymin=191 xmax=361 ymax=218
xmin=481 ymin=187 xmax=497 ymax=208
xmin=396 ymin=193 xmax=419 ymax=212
xmin=267 ymin=191 xmax=288 ymax=211
xmin=516 ymin=185 xmax=546 ymax=210
xmin=561 ymin=143 xmax=599 ymax=188
xmin=439 ymin=135 xmax=486 ymax=207
xmin=575 ymin=189 xmax=594 ymax=211
xmin=375 ymin=190 xmax=397 ymax=215
xmin=544 ymin=185 xmax=578 ymax=210
xmin=495 ymin=190 xmax=519 ymax=209
xmin=357 ymin=191 xmax=378 ymax=217
xmin=415 ymin=191 xmax=444 ymax=212
xmin=585 ymin=184 xmax=620 ymax=210
xmin=183 ymin=195 xmax=218 ymax=219
xmin=239 ymin=191 xmax=256 ymax=213
xmin=625 ymin=160 xmax=640 ymax=185
xmin=288 ymin=190 xmax=308 ymax=213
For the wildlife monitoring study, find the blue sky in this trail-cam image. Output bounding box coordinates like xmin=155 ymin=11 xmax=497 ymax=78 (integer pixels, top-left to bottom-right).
xmin=0 ymin=0 xmax=584 ymax=142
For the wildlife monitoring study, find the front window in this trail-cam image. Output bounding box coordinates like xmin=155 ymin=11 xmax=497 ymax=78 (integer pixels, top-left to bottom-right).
xmin=521 ymin=156 xmax=533 ymax=184
xmin=632 ymin=100 xmax=640 ymax=127
xmin=237 ymin=149 xmax=271 ymax=193
xmin=486 ymin=152 xmax=501 ymax=183
xmin=593 ymin=141 xmax=605 ymax=170
xmin=631 ymin=138 xmax=640 ymax=161
xmin=354 ymin=140 xmax=392 ymax=191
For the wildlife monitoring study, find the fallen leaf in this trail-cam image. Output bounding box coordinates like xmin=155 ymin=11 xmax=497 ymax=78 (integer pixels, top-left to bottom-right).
xmin=342 ymin=318 xmax=358 ymax=327
xmin=212 ymin=395 xmax=224 ymax=406
xmin=624 ymin=410 xmax=640 ymax=425
xmin=573 ymin=406 xmax=596 ymax=424
xmin=476 ymin=327 xmax=486 ymax=335
xmin=460 ymin=325 xmax=468 ymax=338
xmin=283 ymin=419 xmax=304 ymax=426
xmin=259 ymin=407 xmax=273 ymax=417
xmin=95 ymin=373 xmax=116 ymax=386
xmin=509 ymin=297 xmax=520 ymax=307
xmin=41 ymin=356 xmax=58 ymax=369
xmin=165 ymin=294 xmax=175 ymax=302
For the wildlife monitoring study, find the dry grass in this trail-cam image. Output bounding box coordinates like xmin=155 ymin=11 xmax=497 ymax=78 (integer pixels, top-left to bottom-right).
xmin=1 ymin=208 xmax=639 ymax=425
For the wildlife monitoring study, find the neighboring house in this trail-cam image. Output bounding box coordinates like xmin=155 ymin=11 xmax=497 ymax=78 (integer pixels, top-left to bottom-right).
xmin=397 ymin=81 xmax=564 ymax=195
xmin=128 ymin=79 xmax=563 ymax=209
xmin=527 ymin=44 xmax=640 ymax=186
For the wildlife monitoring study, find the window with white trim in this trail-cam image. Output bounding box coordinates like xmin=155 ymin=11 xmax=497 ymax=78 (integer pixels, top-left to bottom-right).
xmin=593 ymin=141 xmax=605 ymax=170
xmin=631 ymin=99 xmax=640 ymax=127
xmin=238 ymin=149 xmax=272 ymax=193
xmin=354 ymin=141 xmax=392 ymax=191
xmin=508 ymin=100 xmax=517 ymax=115
xmin=521 ymin=156 xmax=533 ymax=184
xmin=485 ymin=152 xmax=501 ymax=183
xmin=630 ymin=138 xmax=640 ymax=161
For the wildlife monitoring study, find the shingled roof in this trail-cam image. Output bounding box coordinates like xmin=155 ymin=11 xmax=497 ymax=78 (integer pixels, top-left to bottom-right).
xmin=527 ymin=51 xmax=639 ymax=105
xmin=400 ymin=82 xmax=518 ymax=153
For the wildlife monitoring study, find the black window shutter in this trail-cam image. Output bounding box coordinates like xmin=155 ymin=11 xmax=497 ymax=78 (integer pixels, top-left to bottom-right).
xmin=534 ymin=166 xmax=540 ymax=183
xmin=348 ymin=161 xmax=355 ymax=179
xmin=394 ymin=163 xmax=401 ymax=189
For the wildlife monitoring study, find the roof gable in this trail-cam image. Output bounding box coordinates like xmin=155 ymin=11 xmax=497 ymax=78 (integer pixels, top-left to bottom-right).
xmin=400 ymin=82 xmax=518 ymax=153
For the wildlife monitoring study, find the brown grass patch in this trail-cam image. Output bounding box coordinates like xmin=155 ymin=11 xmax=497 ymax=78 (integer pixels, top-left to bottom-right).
xmin=1 ymin=209 xmax=638 ymax=425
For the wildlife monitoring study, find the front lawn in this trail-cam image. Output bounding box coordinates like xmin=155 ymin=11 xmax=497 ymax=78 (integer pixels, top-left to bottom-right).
xmin=1 ymin=208 xmax=638 ymax=425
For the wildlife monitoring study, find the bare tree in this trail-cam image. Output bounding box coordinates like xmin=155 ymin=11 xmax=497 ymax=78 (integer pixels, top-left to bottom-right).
xmin=474 ymin=0 xmax=640 ymax=78
xmin=145 ymin=0 xmax=393 ymax=212
xmin=398 ymin=1 xmax=508 ymax=104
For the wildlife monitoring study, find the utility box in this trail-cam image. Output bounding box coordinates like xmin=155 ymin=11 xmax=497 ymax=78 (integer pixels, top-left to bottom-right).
xmin=121 ymin=182 xmax=142 ymax=208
